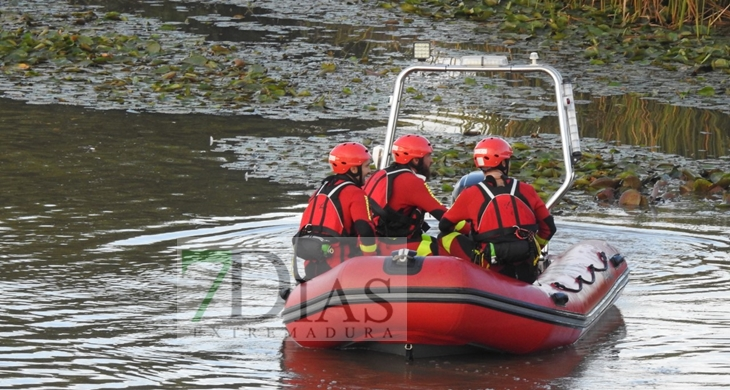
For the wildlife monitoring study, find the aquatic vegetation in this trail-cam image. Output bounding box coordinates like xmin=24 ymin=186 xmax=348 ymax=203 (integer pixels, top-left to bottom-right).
xmin=1 ymin=2 xmax=727 ymax=213
xmin=428 ymin=134 xmax=730 ymax=211
xmin=0 ymin=10 xmax=297 ymax=107
xmin=378 ymin=0 xmax=730 ymax=71
xmin=216 ymin=129 xmax=727 ymax=213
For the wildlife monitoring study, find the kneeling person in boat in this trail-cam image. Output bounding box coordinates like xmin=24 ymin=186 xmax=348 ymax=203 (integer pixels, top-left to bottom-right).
xmin=293 ymin=142 xmax=378 ymax=280
xmin=364 ymin=135 xmax=465 ymax=256
xmin=438 ymin=137 xmax=556 ymax=283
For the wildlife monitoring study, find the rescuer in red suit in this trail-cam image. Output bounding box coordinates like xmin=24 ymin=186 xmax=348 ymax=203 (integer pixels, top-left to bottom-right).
xmin=439 ymin=137 xmax=556 ymax=283
xmin=364 ymin=134 xmax=465 ymax=256
xmin=293 ymin=142 xmax=377 ymax=280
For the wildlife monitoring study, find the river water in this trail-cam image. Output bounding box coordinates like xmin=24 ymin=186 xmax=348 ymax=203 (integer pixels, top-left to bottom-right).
xmin=2 ymin=0 xmax=730 ymax=388
xmin=1 ymin=96 xmax=729 ymax=389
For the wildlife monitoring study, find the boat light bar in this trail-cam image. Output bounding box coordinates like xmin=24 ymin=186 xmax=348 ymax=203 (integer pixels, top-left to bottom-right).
xmin=460 ymin=55 xmax=509 ymax=66
xmin=413 ymin=42 xmax=431 ymax=61
xmin=434 ymin=55 xmax=509 ymax=67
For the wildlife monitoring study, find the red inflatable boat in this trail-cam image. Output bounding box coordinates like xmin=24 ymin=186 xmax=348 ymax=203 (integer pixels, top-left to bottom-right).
xmin=283 ymin=50 xmax=629 ymax=357
xmin=282 ymin=240 xmax=628 ymax=357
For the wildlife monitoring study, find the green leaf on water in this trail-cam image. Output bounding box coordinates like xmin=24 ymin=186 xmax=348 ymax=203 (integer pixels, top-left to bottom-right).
xmin=183 ymin=54 xmax=208 ymax=67
xmin=697 ymin=86 xmax=715 ymax=96
xmin=512 ymin=142 xmax=530 ymax=151
xmin=76 ymin=35 xmax=94 ymax=46
xmin=104 ymin=12 xmax=123 ymax=21
xmin=321 ymin=63 xmax=336 ymax=73
xmin=712 ymin=58 xmax=729 ymax=69
xmin=146 ymin=41 xmax=161 ymax=54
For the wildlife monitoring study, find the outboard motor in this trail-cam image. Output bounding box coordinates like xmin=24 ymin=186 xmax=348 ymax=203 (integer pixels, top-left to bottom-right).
xmin=451 ymin=171 xmax=484 ymax=204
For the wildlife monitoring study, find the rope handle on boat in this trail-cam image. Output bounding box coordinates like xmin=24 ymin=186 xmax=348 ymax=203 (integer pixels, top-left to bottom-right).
xmin=552 ymin=251 xmax=625 ymax=293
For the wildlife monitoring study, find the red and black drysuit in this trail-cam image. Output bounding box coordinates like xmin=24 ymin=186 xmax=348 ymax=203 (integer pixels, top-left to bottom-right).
xmin=364 ymin=164 xmax=448 ymax=256
xmin=439 ymin=175 xmax=556 ymax=283
xmin=294 ymin=175 xmax=377 ymax=279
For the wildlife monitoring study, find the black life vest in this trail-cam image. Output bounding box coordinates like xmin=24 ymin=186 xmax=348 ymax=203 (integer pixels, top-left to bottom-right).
xmin=471 ymin=178 xmax=539 ymax=244
xmin=364 ymin=165 xmax=424 ymax=238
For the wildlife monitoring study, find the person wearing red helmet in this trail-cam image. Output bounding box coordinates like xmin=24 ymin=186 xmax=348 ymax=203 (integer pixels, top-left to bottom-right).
xmin=364 ymin=134 xmax=463 ymax=256
xmin=438 ymin=136 xmax=556 ymax=283
xmin=293 ymin=142 xmax=377 ymax=280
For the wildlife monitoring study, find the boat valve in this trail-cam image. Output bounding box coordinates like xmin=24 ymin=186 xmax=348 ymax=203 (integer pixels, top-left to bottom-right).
xmin=610 ymin=254 xmax=626 ymax=267
xmin=550 ymin=292 xmax=569 ymax=306
xmin=405 ymin=343 xmax=414 ymax=362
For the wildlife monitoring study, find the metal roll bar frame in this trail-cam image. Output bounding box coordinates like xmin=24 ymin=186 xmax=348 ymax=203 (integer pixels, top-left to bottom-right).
xmin=377 ymin=53 xmax=582 ymax=210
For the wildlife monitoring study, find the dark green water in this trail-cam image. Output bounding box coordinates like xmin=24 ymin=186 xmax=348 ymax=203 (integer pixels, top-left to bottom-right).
xmin=1 ymin=97 xmax=729 ymax=389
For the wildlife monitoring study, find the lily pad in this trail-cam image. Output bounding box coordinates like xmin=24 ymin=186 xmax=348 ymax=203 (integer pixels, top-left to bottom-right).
xmin=697 ymin=86 xmax=715 ymax=96
xmin=183 ymin=54 xmax=209 ymax=67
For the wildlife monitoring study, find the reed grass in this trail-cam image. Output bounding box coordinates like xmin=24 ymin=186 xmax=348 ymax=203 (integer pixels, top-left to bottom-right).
xmin=562 ymin=0 xmax=730 ymax=32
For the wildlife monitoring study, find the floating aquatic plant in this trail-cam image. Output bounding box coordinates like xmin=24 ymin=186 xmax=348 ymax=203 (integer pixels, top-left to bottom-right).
xmin=381 ymin=0 xmax=730 ymax=70
xmin=429 ymin=134 xmax=730 ymax=210
xmin=0 ymin=12 xmax=297 ymax=106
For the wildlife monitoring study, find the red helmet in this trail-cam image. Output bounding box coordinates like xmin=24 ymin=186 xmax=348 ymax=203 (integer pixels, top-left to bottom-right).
xmin=473 ymin=137 xmax=513 ymax=169
xmin=329 ymin=142 xmax=371 ymax=174
xmin=391 ymin=134 xmax=433 ymax=164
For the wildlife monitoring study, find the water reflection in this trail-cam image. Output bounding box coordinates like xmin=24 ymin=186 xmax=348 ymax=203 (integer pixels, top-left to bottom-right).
xmin=0 ymin=98 xmax=317 ymax=389
xmin=69 ymin=0 xmax=411 ymax=60
xmin=281 ymin=306 xmax=626 ymax=389
xmin=394 ymin=92 xmax=730 ymax=159
xmin=582 ymin=94 xmax=730 ymax=159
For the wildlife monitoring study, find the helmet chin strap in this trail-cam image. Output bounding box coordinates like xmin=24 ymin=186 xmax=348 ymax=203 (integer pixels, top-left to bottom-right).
xmin=496 ymin=160 xmax=510 ymax=176
xmin=481 ymin=160 xmax=510 ymax=177
xmin=347 ymin=166 xmax=365 ymax=186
